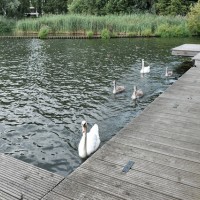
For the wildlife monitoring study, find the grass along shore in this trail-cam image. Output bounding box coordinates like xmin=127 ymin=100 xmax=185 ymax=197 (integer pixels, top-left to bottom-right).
xmin=1 ymin=14 xmax=190 ymax=38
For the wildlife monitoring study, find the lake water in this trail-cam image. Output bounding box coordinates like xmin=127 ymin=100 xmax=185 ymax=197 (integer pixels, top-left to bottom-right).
xmin=0 ymin=37 xmax=198 ymax=177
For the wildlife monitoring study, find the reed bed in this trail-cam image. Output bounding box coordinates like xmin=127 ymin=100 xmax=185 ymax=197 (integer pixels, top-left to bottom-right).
xmin=14 ymin=14 xmax=190 ymax=37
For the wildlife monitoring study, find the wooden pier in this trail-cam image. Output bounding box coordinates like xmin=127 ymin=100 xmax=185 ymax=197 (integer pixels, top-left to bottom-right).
xmin=172 ymin=44 xmax=200 ymax=67
xmin=1 ymin=66 xmax=200 ymax=199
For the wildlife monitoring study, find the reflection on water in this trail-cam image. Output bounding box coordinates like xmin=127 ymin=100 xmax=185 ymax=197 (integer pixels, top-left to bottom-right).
xmin=0 ymin=37 xmax=197 ymax=176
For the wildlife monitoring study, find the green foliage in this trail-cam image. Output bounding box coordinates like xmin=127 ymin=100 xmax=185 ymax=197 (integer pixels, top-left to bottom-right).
xmin=42 ymin=0 xmax=68 ymax=14
xmin=86 ymin=30 xmax=94 ymax=38
xmin=105 ymin=0 xmax=129 ymax=14
xmin=38 ymin=25 xmax=50 ymax=39
xmin=101 ymin=28 xmax=111 ymax=39
xmin=0 ymin=16 xmax=15 ymax=33
xmin=187 ymin=0 xmax=200 ymax=35
xmin=0 ymin=0 xmax=20 ymax=17
xmin=155 ymin=0 xmax=196 ymax=16
xmin=0 ymin=0 xmax=198 ymax=18
xmin=14 ymin=13 xmax=190 ymax=38
xmin=156 ymin=23 xmax=190 ymax=37
xmin=68 ymin=0 xmax=107 ymax=15
xmin=68 ymin=0 xmax=154 ymax=15
xmin=127 ymin=32 xmax=138 ymax=37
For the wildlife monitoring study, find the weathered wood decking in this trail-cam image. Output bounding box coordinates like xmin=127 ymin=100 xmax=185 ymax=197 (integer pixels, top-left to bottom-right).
xmin=172 ymin=44 xmax=200 ymax=67
xmin=1 ymin=66 xmax=200 ymax=200
xmin=0 ymin=153 xmax=64 ymax=200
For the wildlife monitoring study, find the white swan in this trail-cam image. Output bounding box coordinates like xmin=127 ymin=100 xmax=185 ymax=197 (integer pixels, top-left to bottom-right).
xmin=165 ymin=67 xmax=173 ymax=77
xmin=131 ymin=86 xmax=144 ymax=100
xmin=140 ymin=59 xmax=150 ymax=74
xmin=78 ymin=120 xmax=100 ymax=159
xmin=113 ymin=80 xmax=125 ymax=94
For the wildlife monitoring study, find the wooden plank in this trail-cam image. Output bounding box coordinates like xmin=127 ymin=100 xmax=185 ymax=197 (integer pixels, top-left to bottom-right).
xmin=0 ymin=154 xmax=62 ymax=183
xmin=0 ymin=168 xmax=52 ymax=197
xmin=112 ymin=136 xmax=200 ymax=163
xmin=92 ymin=149 xmax=200 ymax=189
xmin=143 ymin=107 xmax=200 ymax=124
xmin=101 ymin=141 xmax=200 ymax=175
xmin=53 ymin=178 xmax=124 ymax=200
xmin=145 ymin=96 xmax=200 ymax=116
xmin=80 ymin=158 xmax=200 ymax=200
xmin=115 ymin=129 xmax=200 ymax=152
xmin=172 ymin=44 xmax=200 ymax=56
xmin=68 ymin=167 xmax=178 ymax=200
xmin=0 ymin=190 xmax=19 ymax=200
xmin=42 ymin=191 xmax=71 ymax=200
xmin=193 ymin=53 xmax=200 ymax=67
xmin=0 ymin=162 xmax=58 ymax=191
xmin=122 ymin=122 xmax=200 ymax=145
xmin=178 ymin=67 xmax=200 ymax=77
xmin=193 ymin=52 xmax=200 ymax=60
xmin=161 ymin=86 xmax=200 ymax=98
xmin=129 ymin=115 xmax=200 ymax=139
xmin=141 ymin=111 xmax=200 ymax=127
xmin=0 ymin=154 xmax=64 ymax=200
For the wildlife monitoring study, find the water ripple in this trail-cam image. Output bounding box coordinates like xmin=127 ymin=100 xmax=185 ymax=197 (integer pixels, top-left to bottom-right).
xmin=0 ymin=37 xmax=196 ymax=176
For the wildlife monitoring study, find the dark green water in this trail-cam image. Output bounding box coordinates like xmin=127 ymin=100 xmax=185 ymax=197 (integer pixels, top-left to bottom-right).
xmin=0 ymin=37 xmax=199 ymax=176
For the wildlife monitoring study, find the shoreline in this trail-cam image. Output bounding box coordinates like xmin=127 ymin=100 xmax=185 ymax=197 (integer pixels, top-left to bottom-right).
xmin=0 ymin=35 xmax=159 ymax=39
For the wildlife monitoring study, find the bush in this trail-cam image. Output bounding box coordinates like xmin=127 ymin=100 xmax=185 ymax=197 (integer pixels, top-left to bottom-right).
xmin=0 ymin=17 xmax=15 ymax=34
xmin=86 ymin=30 xmax=94 ymax=38
xmin=187 ymin=0 xmax=200 ymax=35
xmin=156 ymin=24 xmax=190 ymax=37
xmin=101 ymin=29 xmax=111 ymax=39
xmin=38 ymin=25 xmax=50 ymax=39
xmin=155 ymin=0 xmax=190 ymax=16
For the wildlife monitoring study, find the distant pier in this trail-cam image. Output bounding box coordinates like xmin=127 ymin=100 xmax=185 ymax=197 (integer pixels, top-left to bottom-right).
xmin=172 ymin=44 xmax=200 ymax=67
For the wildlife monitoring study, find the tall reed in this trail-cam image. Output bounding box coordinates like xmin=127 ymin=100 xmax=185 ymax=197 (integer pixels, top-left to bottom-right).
xmin=14 ymin=14 xmax=190 ymax=37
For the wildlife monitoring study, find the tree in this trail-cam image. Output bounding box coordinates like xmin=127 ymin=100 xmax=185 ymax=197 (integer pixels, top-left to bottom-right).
xmin=68 ymin=0 xmax=107 ymax=15
xmin=0 ymin=0 xmax=20 ymax=17
xmin=155 ymin=0 xmax=198 ymax=16
xmin=105 ymin=0 xmax=129 ymax=14
xmin=187 ymin=0 xmax=200 ymax=35
xmin=42 ymin=0 xmax=68 ymax=14
xmin=68 ymin=0 xmax=155 ymax=15
xmin=16 ymin=0 xmax=30 ymax=18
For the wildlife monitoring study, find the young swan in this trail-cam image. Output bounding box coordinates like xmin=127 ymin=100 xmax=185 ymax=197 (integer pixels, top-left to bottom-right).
xmin=140 ymin=59 xmax=150 ymax=74
xmin=78 ymin=120 xmax=100 ymax=159
xmin=131 ymin=86 xmax=144 ymax=100
xmin=113 ymin=80 xmax=125 ymax=94
xmin=165 ymin=67 xmax=173 ymax=77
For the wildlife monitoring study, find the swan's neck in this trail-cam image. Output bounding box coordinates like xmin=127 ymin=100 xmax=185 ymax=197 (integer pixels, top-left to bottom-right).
xmin=132 ymin=91 xmax=136 ymax=99
xmin=113 ymin=82 xmax=116 ymax=93
xmin=80 ymin=126 xmax=87 ymax=158
xmin=142 ymin=60 xmax=144 ymax=69
xmin=165 ymin=67 xmax=168 ymax=76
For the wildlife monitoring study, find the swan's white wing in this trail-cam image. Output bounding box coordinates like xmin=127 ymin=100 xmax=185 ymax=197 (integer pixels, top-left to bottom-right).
xmin=140 ymin=66 xmax=150 ymax=73
xmin=145 ymin=66 xmax=150 ymax=73
xmin=86 ymin=124 xmax=100 ymax=156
